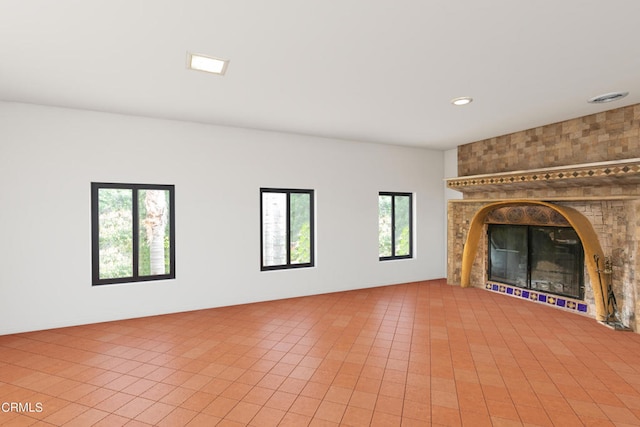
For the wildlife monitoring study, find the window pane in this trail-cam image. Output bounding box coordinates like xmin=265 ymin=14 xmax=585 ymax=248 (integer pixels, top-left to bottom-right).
xmin=394 ymin=195 xmax=411 ymax=256
xmin=262 ymin=192 xmax=287 ymax=266
xmin=378 ymin=195 xmax=392 ymax=257
xmin=489 ymin=225 xmax=528 ymax=287
xmin=139 ymin=189 xmax=170 ymax=276
xmin=290 ymin=193 xmax=311 ymax=264
xmin=98 ymin=188 xmax=133 ymax=279
xmin=530 ymin=227 xmax=583 ymax=298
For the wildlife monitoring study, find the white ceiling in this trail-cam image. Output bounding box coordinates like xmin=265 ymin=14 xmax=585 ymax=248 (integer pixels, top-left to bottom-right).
xmin=1 ymin=1 xmax=639 ymax=150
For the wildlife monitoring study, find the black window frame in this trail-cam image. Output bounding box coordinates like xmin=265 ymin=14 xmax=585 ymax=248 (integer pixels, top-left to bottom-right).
xmin=91 ymin=182 xmax=176 ymax=286
xmin=379 ymin=191 xmax=413 ymax=261
xmin=260 ymin=188 xmax=315 ymax=271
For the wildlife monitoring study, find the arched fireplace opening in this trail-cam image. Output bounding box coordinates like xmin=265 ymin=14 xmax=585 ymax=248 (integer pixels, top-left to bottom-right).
xmin=459 ymin=200 xmax=614 ymax=322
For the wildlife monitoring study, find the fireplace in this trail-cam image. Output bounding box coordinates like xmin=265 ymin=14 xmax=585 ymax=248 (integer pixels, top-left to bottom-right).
xmin=444 ymin=102 xmax=640 ymax=331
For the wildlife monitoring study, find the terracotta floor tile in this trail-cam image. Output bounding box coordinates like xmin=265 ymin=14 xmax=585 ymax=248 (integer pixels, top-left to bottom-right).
xmin=242 ymin=386 xmax=275 ymax=406
xmin=300 ymin=381 xmax=330 ymax=399
xmin=289 ymin=365 xmax=316 ymax=381
xmin=104 ymin=374 xmax=142 ymax=392
xmin=257 ymin=373 xmax=287 ymax=390
xmin=93 ymin=391 xmax=135 ymax=413
xmin=341 ymin=405 xmax=373 ymax=426
xmin=370 ymin=410 xmax=402 ymax=426
xmin=516 ymin=403 xmax=554 ymax=426
xmin=93 ymin=413 xmax=132 ymax=427
xmin=57 ymin=382 xmax=99 ymax=401
xmin=290 ymin=395 xmax=322 ymax=416
xmin=224 ymin=401 xmax=262 ymax=424
xmin=324 ymin=385 xmax=353 ymax=404
xmin=220 ymin=381 xmax=252 ymax=400
xmin=402 ymin=400 xmax=429 ymax=421
xmin=431 ymin=404 xmax=462 ymax=426
xmin=42 ymin=402 xmax=89 ymax=425
xmin=134 ymin=401 xmax=175 ymax=425
xmin=375 ymin=394 xmax=404 ymax=416
xmin=113 ymin=396 xmax=155 ymax=419
xmin=156 ymin=407 xmax=198 ymax=427
xmin=263 ymin=390 xmax=297 ymax=411
xmin=201 ymin=395 xmax=238 ymax=418
xmin=348 ymin=391 xmax=378 ymax=412
xmin=185 ymin=412 xmax=222 ymax=426
xmin=138 ymin=381 xmax=176 ymax=401
xmin=599 ymin=402 xmax=640 ymax=424
xmin=278 ymin=412 xmax=312 ymax=426
xmin=379 ymin=379 xmax=406 ymax=398
xmin=277 ymin=377 xmax=307 ymax=394
xmin=235 ymin=369 xmax=265 ymax=386
xmin=64 ymin=408 xmax=110 ymax=427
xmin=314 ymin=400 xmax=346 ymax=423
xmin=247 ymin=406 xmax=286 ymax=427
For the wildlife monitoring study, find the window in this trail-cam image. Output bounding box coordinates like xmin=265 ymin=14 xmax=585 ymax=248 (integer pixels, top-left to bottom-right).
xmin=261 ymin=188 xmax=314 ymax=270
xmin=379 ymin=192 xmax=413 ymax=260
xmin=488 ymin=224 xmax=584 ymax=299
xmin=91 ymin=183 xmax=175 ymax=285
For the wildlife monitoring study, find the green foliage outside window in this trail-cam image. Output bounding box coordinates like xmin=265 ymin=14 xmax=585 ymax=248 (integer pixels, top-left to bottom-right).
xmin=93 ymin=183 xmax=174 ymax=285
xmin=379 ymin=193 xmax=412 ymax=259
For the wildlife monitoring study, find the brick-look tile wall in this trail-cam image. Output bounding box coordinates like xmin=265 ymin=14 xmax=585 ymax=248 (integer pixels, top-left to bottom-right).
xmin=458 ymin=104 xmax=640 ymax=176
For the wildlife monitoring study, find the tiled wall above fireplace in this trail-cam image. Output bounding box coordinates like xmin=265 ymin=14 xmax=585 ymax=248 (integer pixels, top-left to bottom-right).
xmin=458 ymin=104 xmax=640 ymax=176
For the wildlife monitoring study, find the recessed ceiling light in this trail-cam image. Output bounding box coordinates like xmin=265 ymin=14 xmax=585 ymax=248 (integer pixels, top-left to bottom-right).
xmin=451 ymin=97 xmax=473 ymax=106
xmin=587 ymin=91 xmax=629 ymax=104
xmin=188 ymin=52 xmax=229 ymax=75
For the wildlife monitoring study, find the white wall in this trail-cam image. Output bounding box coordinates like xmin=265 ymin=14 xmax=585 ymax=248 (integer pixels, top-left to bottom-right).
xmin=0 ymin=102 xmax=446 ymax=335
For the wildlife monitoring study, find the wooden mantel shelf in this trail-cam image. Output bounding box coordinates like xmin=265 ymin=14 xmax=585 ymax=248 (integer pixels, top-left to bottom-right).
xmin=445 ymin=158 xmax=640 ymax=193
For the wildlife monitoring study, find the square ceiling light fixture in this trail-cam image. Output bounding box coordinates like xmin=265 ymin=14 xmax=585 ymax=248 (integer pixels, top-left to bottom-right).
xmin=187 ymin=52 xmax=229 ymax=75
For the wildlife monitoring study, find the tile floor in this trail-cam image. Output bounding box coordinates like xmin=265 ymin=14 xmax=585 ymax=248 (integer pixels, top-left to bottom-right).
xmin=2 ymin=279 xmax=640 ymax=426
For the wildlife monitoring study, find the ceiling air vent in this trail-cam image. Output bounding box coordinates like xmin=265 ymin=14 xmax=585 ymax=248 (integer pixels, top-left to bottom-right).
xmin=587 ymin=91 xmax=629 ymax=104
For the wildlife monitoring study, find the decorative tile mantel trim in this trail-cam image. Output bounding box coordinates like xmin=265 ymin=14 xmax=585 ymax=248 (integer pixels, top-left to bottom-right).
xmin=446 ymin=158 xmax=640 ymax=193
xmin=485 ymin=281 xmax=590 ymax=317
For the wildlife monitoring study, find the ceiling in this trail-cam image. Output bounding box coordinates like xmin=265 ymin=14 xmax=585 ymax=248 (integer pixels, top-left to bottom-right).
xmin=1 ymin=1 xmax=639 ymax=150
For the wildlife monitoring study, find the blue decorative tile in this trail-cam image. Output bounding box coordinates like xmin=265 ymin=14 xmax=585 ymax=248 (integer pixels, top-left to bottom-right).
xmin=484 ymin=282 xmax=589 ymax=317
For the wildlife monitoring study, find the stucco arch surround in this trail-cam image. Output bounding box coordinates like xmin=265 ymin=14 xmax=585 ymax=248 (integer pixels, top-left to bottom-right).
xmin=460 ymin=200 xmax=610 ymax=321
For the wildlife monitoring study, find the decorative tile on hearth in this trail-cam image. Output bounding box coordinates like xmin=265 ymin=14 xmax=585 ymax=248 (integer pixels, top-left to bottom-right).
xmin=485 ymin=281 xmax=591 ymax=317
